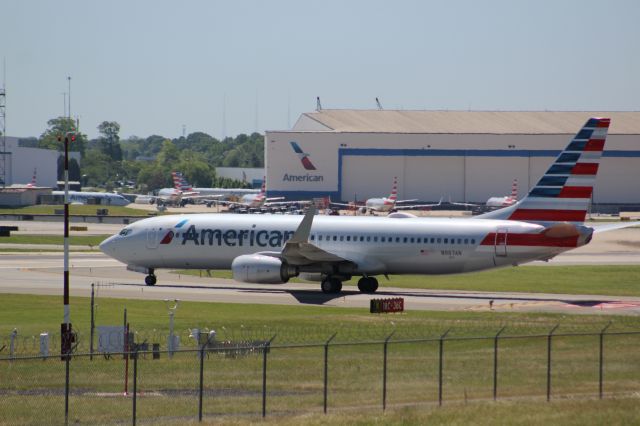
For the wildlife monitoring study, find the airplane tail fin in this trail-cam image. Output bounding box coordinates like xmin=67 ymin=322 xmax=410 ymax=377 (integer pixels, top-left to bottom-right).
xmin=26 ymin=168 xmax=37 ymax=188
xmin=477 ymin=117 xmax=610 ymax=225
xmin=172 ymin=171 xmax=193 ymax=191
xmin=388 ymin=176 xmax=398 ymax=202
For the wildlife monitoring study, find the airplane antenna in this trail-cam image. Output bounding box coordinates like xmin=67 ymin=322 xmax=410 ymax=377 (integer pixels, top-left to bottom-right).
xmin=221 ymin=93 xmax=227 ymax=140
xmin=316 ymin=96 xmax=322 ymax=111
xmin=376 ymin=97 xmax=383 ymax=110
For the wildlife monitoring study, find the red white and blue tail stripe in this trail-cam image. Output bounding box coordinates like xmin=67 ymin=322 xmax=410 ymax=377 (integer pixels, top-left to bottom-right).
xmin=477 ymin=117 xmax=610 ymax=225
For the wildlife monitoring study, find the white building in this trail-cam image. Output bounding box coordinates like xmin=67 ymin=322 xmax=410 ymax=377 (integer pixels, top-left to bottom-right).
xmin=1 ymin=137 xmax=81 ymax=187
xmin=265 ymin=111 xmax=640 ymax=206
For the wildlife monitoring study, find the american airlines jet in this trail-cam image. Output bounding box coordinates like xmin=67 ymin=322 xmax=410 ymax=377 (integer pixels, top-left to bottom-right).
xmin=333 ymin=176 xmax=441 ymax=213
xmin=100 ymin=118 xmax=621 ymax=293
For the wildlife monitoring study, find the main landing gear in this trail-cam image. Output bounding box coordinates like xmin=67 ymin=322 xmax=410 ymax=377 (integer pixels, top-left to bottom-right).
xmin=358 ymin=276 xmax=379 ymax=293
xmin=145 ymin=269 xmax=157 ymax=286
xmin=320 ymin=276 xmax=380 ymax=294
xmin=321 ymin=277 xmax=343 ymax=294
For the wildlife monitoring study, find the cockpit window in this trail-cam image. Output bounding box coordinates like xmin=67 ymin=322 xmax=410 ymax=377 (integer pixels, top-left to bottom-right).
xmin=119 ymin=228 xmax=132 ymax=237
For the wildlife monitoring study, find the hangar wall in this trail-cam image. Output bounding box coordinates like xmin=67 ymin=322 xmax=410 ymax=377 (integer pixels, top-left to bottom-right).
xmin=265 ymin=130 xmax=640 ymax=205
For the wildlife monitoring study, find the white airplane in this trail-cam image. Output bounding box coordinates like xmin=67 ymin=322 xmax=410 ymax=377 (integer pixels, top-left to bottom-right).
xmin=137 ymin=172 xmax=221 ymax=207
xmin=52 ymin=191 xmax=131 ymax=206
xmin=333 ymin=176 xmax=441 ymax=214
xmin=486 ymin=178 xmax=519 ymax=207
xmin=214 ymin=178 xmax=308 ymax=210
xmin=101 ymin=117 xmax=628 ymax=293
xmin=450 ymin=178 xmax=519 ymax=209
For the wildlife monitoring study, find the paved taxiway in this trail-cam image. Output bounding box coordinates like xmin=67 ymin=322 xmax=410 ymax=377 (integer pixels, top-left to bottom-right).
xmin=0 ymin=221 xmax=638 ymax=315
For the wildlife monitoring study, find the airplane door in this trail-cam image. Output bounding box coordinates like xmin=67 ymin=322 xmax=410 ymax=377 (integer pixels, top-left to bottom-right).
xmin=147 ymin=227 xmax=160 ymax=249
xmin=494 ymin=228 xmax=508 ymax=257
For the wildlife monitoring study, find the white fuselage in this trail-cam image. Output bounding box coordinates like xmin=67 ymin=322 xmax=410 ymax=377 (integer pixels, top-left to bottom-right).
xmin=365 ymin=197 xmax=395 ymax=212
xmin=100 ymin=214 xmax=588 ymax=277
xmin=52 ymin=191 xmax=130 ymax=206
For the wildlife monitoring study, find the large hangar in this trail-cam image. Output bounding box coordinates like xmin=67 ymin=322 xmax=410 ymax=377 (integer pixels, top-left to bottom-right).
xmin=265 ymin=111 xmax=640 ymax=207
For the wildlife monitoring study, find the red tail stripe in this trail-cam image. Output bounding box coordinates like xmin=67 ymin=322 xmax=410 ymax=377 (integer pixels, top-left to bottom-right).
xmin=596 ymin=119 xmax=610 ymax=128
xmin=558 ymin=186 xmax=593 ymax=199
xmin=508 ymin=209 xmax=586 ymax=222
xmin=571 ymin=163 xmax=599 ymax=175
xmin=480 ymin=232 xmax=579 ymax=248
xmin=584 ymin=139 xmax=605 ymax=151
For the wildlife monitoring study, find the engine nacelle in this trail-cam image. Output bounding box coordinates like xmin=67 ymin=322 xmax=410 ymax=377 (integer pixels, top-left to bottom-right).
xmin=231 ymin=254 xmax=298 ymax=284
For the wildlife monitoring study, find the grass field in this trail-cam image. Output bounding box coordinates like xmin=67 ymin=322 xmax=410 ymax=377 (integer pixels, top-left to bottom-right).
xmin=0 ymin=234 xmax=109 ymax=246
xmin=1 ymin=293 xmax=640 ymax=424
xmin=174 ymin=264 xmax=640 ymax=297
xmin=0 ymin=204 xmax=154 ymax=216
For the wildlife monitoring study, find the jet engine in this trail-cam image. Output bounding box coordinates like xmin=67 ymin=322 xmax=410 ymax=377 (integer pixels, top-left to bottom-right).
xmin=231 ymin=254 xmax=298 ymax=284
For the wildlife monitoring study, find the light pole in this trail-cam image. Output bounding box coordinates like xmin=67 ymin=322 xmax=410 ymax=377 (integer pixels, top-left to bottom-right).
xmin=164 ymin=299 xmax=179 ymax=358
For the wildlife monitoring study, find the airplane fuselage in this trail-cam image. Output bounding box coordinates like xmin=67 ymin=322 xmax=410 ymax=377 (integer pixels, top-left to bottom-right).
xmin=100 ymin=213 xmax=589 ymax=277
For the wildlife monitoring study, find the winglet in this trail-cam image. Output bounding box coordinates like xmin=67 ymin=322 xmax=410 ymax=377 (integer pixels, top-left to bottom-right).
xmin=288 ymin=205 xmax=316 ymax=243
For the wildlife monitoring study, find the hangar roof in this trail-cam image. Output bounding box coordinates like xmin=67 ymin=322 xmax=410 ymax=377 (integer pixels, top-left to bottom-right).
xmin=292 ymin=110 xmax=640 ymax=134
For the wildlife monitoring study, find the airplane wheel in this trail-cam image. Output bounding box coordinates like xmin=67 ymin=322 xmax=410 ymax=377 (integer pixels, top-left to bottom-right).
xmin=358 ymin=276 xmax=378 ymax=293
xmin=145 ymin=275 xmax=157 ymax=286
xmin=321 ymin=277 xmax=342 ymax=294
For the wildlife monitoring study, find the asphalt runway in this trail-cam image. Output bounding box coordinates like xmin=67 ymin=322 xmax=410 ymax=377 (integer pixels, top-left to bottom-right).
xmin=0 ymin=220 xmax=639 ymax=315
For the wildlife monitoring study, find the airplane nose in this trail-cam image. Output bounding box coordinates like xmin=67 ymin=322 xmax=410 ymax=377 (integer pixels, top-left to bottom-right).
xmin=99 ymin=235 xmax=117 ymax=255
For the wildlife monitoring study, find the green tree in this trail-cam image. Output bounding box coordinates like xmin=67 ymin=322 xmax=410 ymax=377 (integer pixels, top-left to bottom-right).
xmin=39 ymin=117 xmax=87 ymax=156
xmin=97 ymin=121 xmax=122 ymax=161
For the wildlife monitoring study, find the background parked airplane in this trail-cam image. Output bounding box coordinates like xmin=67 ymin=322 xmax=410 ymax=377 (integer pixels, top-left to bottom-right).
xmin=100 ymin=117 xmax=626 ymax=293
xmin=333 ymin=176 xmax=441 ymax=213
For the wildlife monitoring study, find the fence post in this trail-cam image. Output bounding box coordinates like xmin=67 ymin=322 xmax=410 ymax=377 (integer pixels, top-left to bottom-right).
xmin=438 ymin=329 xmax=450 ymax=407
xmin=132 ymin=347 xmax=138 ymax=426
xmin=323 ymin=332 xmax=337 ymax=414
xmin=90 ymin=283 xmax=95 ymax=361
xmin=262 ymin=334 xmax=276 ymax=418
xmin=382 ymin=330 xmax=396 ymax=411
xmin=546 ymin=324 xmax=559 ymax=402
xmin=599 ymin=321 xmax=612 ymax=400
xmin=198 ymin=333 xmax=215 ymax=422
xmin=493 ymin=326 xmax=506 ymax=401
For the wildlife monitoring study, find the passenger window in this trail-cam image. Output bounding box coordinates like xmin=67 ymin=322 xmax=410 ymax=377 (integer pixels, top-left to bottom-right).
xmin=471 ymin=239 xmax=476 ymax=244
xmin=457 ymin=238 xmax=462 ymax=244
xmin=437 ymin=238 xmax=441 ymax=243
xmin=339 ymin=235 xmax=344 ymax=241
xmin=416 ymin=238 xmax=421 ymax=243
xmin=464 ymin=238 xmax=468 ymax=244
xmin=367 ymin=236 xmax=371 ymax=242
xmin=333 ymin=235 xmax=337 ymax=241
xmin=430 ymin=237 xmax=435 ymax=244
xmin=318 ymin=235 xmax=323 ymax=241
xmin=360 ymin=236 xmax=364 ymax=242
xmin=451 ymin=239 xmax=455 ymax=244
xmin=396 ymin=237 xmax=400 ymax=242
xmin=311 ymin=235 xmax=315 ymax=241
xmin=374 ymin=236 xmax=378 ymax=242
xmin=444 ymin=238 xmax=448 ymax=243
xmin=410 ymin=237 xmax=415 ymax=243
xmin=346 ymin=236 xmax=351 ymax=241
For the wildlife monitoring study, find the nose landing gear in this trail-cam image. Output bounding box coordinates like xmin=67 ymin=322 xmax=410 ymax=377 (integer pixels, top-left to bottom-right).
xmin=145 ymin=269 xmax=157 ymax=286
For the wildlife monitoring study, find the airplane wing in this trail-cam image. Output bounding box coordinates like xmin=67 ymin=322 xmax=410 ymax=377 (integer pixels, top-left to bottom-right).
xmin=258 ymin=206 xmax=352 ymax=266
xmin=590 ymin=221 xmax=640 ymax=234
xmin=394 ymin=198 xmax=443 ymax=210
xmin=264 ymin=199 xmax=312 ymax=207
xmin=395 ymin=199 xmax=419 ymax=203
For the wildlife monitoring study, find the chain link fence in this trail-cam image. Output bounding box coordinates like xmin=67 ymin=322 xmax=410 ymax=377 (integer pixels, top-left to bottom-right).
xmin=1 ymin=327 xmax=639 ymax=424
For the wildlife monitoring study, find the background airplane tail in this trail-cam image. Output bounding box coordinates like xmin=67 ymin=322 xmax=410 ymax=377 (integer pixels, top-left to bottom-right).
xmin=388 ymin=176 xmax=398 ymax=202
xmin=477 ymin=117 xmax=610 ymax=225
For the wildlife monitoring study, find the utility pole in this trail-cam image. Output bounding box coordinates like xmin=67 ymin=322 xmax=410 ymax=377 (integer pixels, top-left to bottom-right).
xmin=0 ymin=58 xmax=6 ymax=188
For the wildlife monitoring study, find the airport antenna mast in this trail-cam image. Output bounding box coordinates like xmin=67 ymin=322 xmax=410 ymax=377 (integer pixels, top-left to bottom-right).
xmin=316 ymin=96 xmax=322 ymax=111
xmin=0 ymin=58 xmax=6 ymax=188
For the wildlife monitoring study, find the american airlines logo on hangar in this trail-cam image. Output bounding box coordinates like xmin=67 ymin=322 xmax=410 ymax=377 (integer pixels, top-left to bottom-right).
xmin=283 ymin=141 xmax=324 ymax=182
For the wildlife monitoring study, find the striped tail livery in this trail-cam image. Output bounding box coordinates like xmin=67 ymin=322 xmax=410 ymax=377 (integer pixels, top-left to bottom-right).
xmin=477 ymin=117 xmax=610 ymax=225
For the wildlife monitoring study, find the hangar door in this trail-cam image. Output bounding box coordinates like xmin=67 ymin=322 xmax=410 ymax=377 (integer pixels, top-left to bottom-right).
xmin=341 ymin=154 xmax=464 ymax=202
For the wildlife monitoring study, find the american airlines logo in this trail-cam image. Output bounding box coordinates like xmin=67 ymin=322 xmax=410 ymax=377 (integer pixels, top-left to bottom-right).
xmin=285 ymin=141 xmax=324 ymax=183
xmin=290 ymin=142 xmax=316 ymax=170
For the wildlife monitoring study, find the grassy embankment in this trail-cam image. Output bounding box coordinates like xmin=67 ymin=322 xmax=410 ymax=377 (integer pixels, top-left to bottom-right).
xmin=174 ymin=264 xmax=640 ymax=297
xmin=1 ymin=293 xmax=640 ymax=424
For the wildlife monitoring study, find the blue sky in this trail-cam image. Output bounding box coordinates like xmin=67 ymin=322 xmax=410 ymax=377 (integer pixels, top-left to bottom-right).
xmin=1 ymin=0 xmax=638 ymax=139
